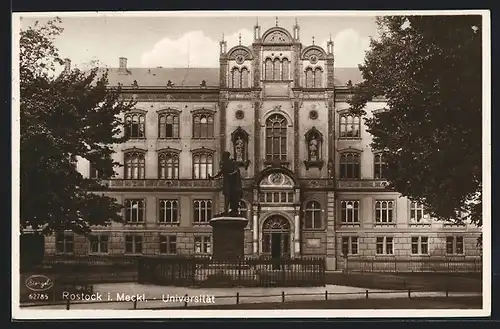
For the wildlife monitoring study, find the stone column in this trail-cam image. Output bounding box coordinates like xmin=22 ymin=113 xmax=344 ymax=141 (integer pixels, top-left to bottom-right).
xmin=294 ymin=209 xmax=300 ymax=255
xmin=252 ymin=212 xmax=258 ymax=254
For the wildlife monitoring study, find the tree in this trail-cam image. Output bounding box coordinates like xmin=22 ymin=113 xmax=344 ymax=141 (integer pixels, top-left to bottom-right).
xmin=20 ymin=18 xmax=135 ymax=235
xmin=348 ymin=15 xmax=483 ymax=226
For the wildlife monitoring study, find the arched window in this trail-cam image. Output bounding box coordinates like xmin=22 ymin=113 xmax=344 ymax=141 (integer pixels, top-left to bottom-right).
xmin=374 ymin=153 xmax=387 ymax=179
xmin=281 ymin=58 xmax=289 ymax=80
xmin=305 ymin=68 xmax=314 ymax=88
xmin=273 ymin=58 xmax=281 ymax=81
xmin=241 ymin=68 xmax=249 ymax=88
xmin=124 ymin=199 xmax=145 ymax=223
xmin=193 ymin=200 xmax=212 ymax=224
xmin=265 ymin=58 xmax=273 ymax=80
xmin=304 ymin=201 xmax=322 ymax=229
xmin=124 ymin=151 xmax=145 ymax=179
xmin=339 ymin=114 xmax=361 ymax=138
xmin=125 ymin=113 xmax=145 ymax=139
xmin=158 ymin=151 xmax=179 ymax=179
xmin=265 ymin=114 xmax=287 ymax=161
xmin=339 ymin=152 xmax=361 ymax=179
xmin=314 ymin=68 xmax=323 ymax=88
xmin=192 ymin=150 xmax=214 ymax=179
xmin=375 ymin=200 xmax=394 ymax=224
xmin=340 ymin=200 xmax=360 ymax=224
xmin=231 ymin=68 xmax=241 ymax=88
xmin=158 ymin=112 xmax=179 ymax=139
xmin=193 ymin=113 xmax=214 ymax=139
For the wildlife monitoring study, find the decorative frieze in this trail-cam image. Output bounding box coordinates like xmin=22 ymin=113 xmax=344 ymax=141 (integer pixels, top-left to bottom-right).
xmin=120 ymin=92 xmax=219 ymax=102
xmin=228 ymin=92 xmax=254 ymax=100
xmin=103 ymin=178 xmax=255 ymax=190
xmin=336 ymin=180 xmax=389 ymax=189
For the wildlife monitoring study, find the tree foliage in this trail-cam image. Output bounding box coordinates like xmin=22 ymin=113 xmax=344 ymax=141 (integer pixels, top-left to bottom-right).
xmin=20 ymin=18 xmax=135 ymax=235
xmin=348 ymin=15 xmax=482 ymax=226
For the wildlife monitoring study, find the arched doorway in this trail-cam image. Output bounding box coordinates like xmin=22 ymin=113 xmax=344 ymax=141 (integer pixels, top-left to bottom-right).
xmin=262 ymin=215 xmax=291 ymax=258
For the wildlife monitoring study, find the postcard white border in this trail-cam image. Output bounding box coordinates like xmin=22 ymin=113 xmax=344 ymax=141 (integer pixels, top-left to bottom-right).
xmin=11 ymin=9 xmax=491 ymax=319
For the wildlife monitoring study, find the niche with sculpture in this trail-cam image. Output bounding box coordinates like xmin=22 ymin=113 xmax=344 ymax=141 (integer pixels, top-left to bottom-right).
xmin=304 ymin=127 xmax=324 ymax=170
xmin=231 ymin=127 xmax=250 ymax=169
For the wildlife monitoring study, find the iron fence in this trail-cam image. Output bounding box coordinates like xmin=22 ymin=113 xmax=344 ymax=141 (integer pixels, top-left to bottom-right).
xmin=138 ymin=256 xmax=326 ymax=287
xmin=341 ymin=257 xmax=483 ymax=273
xmin=20 ymin=288 xmax=482 ymax=310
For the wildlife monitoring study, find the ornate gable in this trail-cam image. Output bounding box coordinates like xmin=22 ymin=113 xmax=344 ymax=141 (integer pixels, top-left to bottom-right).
xmin=301 ymin=45 xmax=327 ymax=62
xmin=227 ymin=46 xmax=253 ymax=63
xmin=262 ymin=27 xmax=293 ymax=44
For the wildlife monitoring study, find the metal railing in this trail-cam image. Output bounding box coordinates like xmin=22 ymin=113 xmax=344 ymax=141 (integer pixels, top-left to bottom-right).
xmin=20 ymin=288 xmax=481 ymax=310
xmin=138 ymin=256 xmax=326 ymax=287
xmin=340 ymin=257 xmax=483 ymax=273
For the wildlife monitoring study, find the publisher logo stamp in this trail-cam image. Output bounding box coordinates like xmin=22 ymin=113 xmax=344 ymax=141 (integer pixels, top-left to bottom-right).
xmin=25 ymin=275 xmax=54 ymax=292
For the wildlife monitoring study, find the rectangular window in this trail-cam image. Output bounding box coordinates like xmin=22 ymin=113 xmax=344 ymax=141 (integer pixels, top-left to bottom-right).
xmin=159 ymin=235 xmax=177 ymax=254
xmin=124 ymin=199 xmax=145 ymax=224
xmin=375 ymin=200 xmax=394 ymax=224
xmin=411 ymin=236 xmax=429 ymax=255
xmin=376 ymin=237 xmax=394 ymax=255
xmin=89 ymin=235 xmax=109 ymax=254
xmin=125 ymin=235 xmax=143 ymax=254
xmin=340 ymin=200 xmax=360 ymax=224
xmin=341 ymin=236 xmax=359 ymax=255
xmin=158 ymin=199 xmax=179 ymax=224
xmin=193 ymin=200 xmax=212 ymax=224
xmin=446 ymin=236 xmax=464 ymax=255
xmin=194 ymin=236 xmax=211 ymax=254
xmin=55 ymin=233 xmax=74 ymax=254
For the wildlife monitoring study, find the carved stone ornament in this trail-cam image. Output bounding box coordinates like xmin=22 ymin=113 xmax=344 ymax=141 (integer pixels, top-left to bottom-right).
xmin=235 ymin=55 xmax=245 ymax=65
xmin=235 ymin=110 xmax=245 ymax=120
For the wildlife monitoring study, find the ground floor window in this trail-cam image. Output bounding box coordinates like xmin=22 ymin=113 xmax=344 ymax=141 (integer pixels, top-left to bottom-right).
xmin=89 ymin=235 xmax=109 ymax=254
xmin=125 ymin=235 xmax=143 ymax=254
xmin=159 ymin=235 xmax=177 ymax=254
xmin=194 ymin=235 xmax=211 ymax=254
xmin=446 ymin=236 xmax=464 ymax=255
xmin=55 ymin=233 xmax=74 ymax=254
xmin=341 ymin=236 xmax=359 ymax=255
xmin=376 ymin=236 xmax=393 ymax=255
xmin=411 ymin=236 xmax=429 ymax=255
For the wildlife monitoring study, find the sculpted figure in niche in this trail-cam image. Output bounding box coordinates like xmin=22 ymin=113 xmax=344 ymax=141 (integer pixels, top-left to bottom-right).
xmin=309 ymin=137 xmax=318 ymax=161
xmin=235 ymin=136 xmax=244 ymax=162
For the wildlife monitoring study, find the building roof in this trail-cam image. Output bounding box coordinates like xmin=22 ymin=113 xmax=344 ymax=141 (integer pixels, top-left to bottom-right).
xmin=101 ymin=67 xmax=363 ymax=88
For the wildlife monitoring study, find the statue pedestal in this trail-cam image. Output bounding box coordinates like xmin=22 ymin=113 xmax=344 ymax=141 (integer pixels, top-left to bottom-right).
xmin=209 ymin=216 xmax=248 ymax=262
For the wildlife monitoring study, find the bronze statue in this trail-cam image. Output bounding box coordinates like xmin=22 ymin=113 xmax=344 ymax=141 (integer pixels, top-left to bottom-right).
xmin=208 ymin=151 xmax=243 ymax=217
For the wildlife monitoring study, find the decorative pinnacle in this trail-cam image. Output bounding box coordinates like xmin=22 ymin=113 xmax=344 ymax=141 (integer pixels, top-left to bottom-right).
xmin=295 ymin=18 xmax=298 ymax=26
xmin=329 ymin=33 xmax=332 ymax=42
xmin=222 ymin=33 xmax=225 ymax=42
xmin=238 ymin=33 xmax=242 ymax=45
xmin=256 ymin=17 xmax=259 ymax=26
xmin=312 ymin=36 xmax=315 ymax=45
xmin=276 ymin=17 xmax=279 ymax=27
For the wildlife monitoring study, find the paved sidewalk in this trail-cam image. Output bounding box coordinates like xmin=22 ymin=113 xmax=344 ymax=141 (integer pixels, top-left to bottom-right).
xmin=21 ymin=283 xmax=481 ymax=310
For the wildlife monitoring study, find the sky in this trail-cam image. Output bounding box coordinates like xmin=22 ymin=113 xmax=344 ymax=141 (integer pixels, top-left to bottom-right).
xmin=18 ymin=12 xmax=379 ymax=70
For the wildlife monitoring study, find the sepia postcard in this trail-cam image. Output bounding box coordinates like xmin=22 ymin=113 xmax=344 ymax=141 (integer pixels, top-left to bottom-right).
xmin=11 ymin=10 xmax=491 ymax=319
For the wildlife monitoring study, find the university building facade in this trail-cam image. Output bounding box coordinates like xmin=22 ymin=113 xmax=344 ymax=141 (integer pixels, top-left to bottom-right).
xmin=44 ymin=23 xmax=481 ymax=271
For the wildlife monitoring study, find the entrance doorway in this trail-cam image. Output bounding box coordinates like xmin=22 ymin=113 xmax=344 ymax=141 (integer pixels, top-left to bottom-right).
xmin=262 ymin=215 xmax=291 ymax=258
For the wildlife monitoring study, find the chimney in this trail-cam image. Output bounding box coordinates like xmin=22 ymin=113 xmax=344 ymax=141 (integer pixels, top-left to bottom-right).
xmin=119 ymin=57 xmax=128 ymax=70
xmin=63 ymin=58 xmax=71 ymax=73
